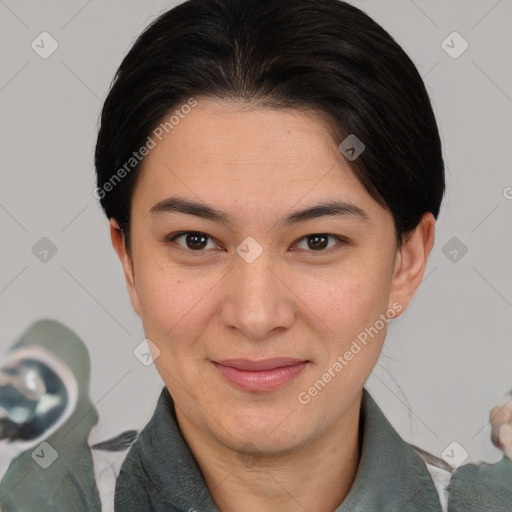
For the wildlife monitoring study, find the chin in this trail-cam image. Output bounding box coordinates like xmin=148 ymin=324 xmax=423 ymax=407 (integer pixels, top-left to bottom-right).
xmin=215 ymin=402 xmax=309 ymax=449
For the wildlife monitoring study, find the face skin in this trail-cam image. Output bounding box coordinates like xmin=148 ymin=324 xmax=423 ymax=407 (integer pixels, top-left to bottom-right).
xmin=111 ymin=98 xmax=435 ymax=511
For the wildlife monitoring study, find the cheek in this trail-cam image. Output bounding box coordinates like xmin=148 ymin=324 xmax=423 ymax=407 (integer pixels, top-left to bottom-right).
xmin=135 ymin=252 xmax=393 ymax=336
xmin=137 ymin=264 xmax=217 ymax=339
xmin=309 ymin=259 xmax=393 ymax=337
xmin=135 ymin=262 xmax=217 ymax=392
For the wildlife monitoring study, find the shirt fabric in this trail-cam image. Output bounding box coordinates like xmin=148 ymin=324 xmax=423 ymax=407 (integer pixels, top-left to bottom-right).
xmin=114 ymin=386 xmax=512 ymax=511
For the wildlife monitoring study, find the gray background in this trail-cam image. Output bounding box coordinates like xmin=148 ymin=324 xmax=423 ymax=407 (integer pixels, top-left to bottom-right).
xmin=1 ymin=0 xmax=511 ymax=465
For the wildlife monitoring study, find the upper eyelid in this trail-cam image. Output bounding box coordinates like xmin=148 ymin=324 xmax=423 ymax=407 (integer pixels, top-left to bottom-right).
xmin=167 ymin=231 xmax=222 ymax=250
xmin=167 ymin=231 xmax=346 ymax=251
xmin=171 ymin=231 xmax=219 ymax=241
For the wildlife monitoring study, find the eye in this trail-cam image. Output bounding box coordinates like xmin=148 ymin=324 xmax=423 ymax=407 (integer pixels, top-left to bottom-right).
xmin=292 ymin=233 xmax=347 ymax=252
xmin=164 ymin=231 xmax=348 ymax=255
xmin=165 ymin=231 xmax=220 ymax=252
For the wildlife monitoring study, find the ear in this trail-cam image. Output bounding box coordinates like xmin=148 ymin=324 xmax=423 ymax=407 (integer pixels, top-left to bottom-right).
xmin=109 ymin=219 xmax=141 ymax=317
xmin=388 ymin=212 xmax=436 ymax=316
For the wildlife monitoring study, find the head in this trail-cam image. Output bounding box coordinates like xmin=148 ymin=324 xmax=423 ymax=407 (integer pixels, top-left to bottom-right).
xmin=95 ymin=0 xmax=443 ymax=456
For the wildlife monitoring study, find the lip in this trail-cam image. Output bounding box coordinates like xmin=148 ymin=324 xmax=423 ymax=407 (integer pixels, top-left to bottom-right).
xmin=212 ymin=358 xmax=309 ymax=392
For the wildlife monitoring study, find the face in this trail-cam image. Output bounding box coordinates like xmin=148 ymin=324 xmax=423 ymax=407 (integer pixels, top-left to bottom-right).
xmin=112 ymin=98 xmax=434 ymax=456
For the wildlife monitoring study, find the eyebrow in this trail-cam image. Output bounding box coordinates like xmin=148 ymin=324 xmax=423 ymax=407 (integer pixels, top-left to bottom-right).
xmin=149 ymin=196 xmax=369 ymax=228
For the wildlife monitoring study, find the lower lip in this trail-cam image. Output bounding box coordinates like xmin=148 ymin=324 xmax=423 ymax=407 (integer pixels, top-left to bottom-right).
xmin=212 ymin=361 xmax=308 ymax=392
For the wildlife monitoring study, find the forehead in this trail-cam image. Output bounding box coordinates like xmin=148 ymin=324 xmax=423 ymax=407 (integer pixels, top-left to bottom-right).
xmin=132 ymin=98 xmax=384 ymax=220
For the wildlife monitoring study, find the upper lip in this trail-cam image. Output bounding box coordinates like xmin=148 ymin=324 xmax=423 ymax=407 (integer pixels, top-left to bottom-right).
xmin=212 ymin=358 xmax=308 ymax=371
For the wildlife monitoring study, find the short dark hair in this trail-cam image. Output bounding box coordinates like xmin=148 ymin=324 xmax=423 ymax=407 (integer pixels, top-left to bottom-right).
xmin=95 ymin=0 xmax=445 ymax=254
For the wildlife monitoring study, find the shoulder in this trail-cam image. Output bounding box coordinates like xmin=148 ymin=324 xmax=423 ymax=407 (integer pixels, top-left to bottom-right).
xmin=447 ymin=455 xmax=512 ymax=511
xmin=411 ymin=444 xmax=512 ymax=512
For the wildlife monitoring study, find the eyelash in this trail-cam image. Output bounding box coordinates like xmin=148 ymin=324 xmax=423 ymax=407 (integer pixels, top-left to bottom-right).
xmin=164 ymin=231 xmax=349 ymax=256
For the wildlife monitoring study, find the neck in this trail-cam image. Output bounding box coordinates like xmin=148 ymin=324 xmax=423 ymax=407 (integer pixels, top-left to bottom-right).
xmin=175 ymin=392 xmax=362 ymax=512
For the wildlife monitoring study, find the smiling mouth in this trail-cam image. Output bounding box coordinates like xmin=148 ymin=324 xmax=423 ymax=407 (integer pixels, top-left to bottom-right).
xmin=211 ymin=358 xmax=309 ymax=392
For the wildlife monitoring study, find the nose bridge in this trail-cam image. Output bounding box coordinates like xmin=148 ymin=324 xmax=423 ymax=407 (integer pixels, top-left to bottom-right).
xmin=220 ymin=243 xmax=294 ymax=339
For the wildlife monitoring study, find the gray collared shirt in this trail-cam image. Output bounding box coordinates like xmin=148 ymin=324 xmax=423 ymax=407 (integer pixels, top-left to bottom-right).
xmin=115 ymin=387 xmax=512 ymax=511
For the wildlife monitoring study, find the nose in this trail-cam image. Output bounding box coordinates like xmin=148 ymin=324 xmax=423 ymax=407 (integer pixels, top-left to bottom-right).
xmin=219 ymin=249 xmax=295 ymax=341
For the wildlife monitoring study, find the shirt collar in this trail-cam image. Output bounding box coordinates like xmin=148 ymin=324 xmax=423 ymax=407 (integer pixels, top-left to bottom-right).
xmin=116 ymin=386 xmax=443 ymax=511
xmin=335 ymin=388 xmax=442 ymax=511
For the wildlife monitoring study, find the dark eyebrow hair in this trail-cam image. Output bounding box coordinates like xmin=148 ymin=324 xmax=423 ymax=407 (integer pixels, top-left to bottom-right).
xmin=149 ymin=196 xmax=369 ymax=228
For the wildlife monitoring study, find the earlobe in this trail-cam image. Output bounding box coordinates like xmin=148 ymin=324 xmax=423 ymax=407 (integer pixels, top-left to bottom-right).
xmin=388 ymin=212 xmax=436 ymax=315
xmin=109 ymin=219 xmax=141 ymax=317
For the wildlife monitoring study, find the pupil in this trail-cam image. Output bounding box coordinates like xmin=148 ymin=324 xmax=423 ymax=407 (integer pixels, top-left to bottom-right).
xmin=187 ymin=232 xmax=208 ymax=250
xmin=308 ymin=234 xmax=328 ymax=250
xmin=184 ymin=233 xmax=329 ymax=251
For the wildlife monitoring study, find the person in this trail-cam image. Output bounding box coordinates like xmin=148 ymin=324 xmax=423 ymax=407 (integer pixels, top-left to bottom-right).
xmin=94 ymin=0 xmax=512 ymax=510
xmin=0 ymin=319 xmax=101 ymax=512
xmin=0 ymin=319 xmax=139 ymax=512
